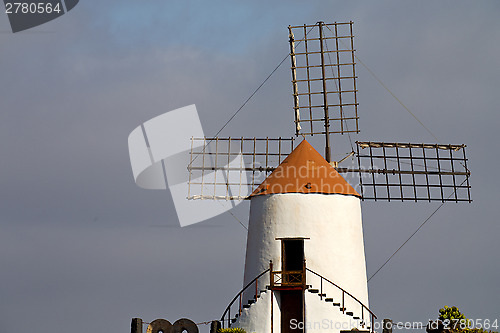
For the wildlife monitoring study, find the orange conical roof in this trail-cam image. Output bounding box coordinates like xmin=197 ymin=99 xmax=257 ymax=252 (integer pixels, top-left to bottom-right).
xmin=250 ymin=140 xmax=360 ymax=197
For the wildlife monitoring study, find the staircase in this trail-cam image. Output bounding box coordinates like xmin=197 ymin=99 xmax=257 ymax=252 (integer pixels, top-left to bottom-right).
xmin=305 ymin=268 xmax=375 ymax=330
xmin=220 ymin=266 xmax=376 ymax=332
xmin=306 ymin=285 xmax=367 ymax=327
xmin=220 ymin=268 xmax=270 ymax=328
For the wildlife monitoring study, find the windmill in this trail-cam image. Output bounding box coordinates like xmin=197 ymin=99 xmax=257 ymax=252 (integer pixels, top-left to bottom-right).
xmin=184 ymin=21 xmax=471 ymax=333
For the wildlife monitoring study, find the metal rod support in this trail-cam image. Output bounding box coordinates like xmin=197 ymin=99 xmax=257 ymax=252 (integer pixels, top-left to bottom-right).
xmin=318 ymin=21 xmax=331 ymax=162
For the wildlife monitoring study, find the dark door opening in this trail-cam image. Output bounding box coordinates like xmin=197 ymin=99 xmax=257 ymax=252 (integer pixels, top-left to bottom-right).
xmin=280 ymin=290 xmax=304 ymax=333
xmin=282 ymin=239 xmax=304 ymax=284
xmin=277 ymin=238 xmax=306 ymax=333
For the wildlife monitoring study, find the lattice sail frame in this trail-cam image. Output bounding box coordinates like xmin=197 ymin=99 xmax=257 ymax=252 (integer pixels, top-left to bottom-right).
xmin=337 ymin=142 xmax=472 ymax=202
xmin=187 ymin=137 xmax=295 ymax=200
xmin=289 ymin=21 xmax=359 ymax=136
xmin=185 ymin=21 xmax=472 ymax=203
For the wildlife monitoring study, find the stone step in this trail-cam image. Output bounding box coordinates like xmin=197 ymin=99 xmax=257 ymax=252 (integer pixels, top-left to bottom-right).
xmin=325 ymin=298 xmax=334 ymax=302
xmin=333 ymin=303 xmax=341 ymax=306
xmin=318 ymin=293 xmax=327 ymax=297
xmin=346 ymin=312 xmax=354 ymax=316
xmin=308 ymin=289 xmax=319 ymax=293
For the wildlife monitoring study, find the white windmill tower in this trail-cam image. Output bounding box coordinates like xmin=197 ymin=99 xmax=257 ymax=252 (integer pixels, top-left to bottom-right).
xmin=236 ymin=138 xmax=370 ymax=333
xmin=151 ymin=21 xmax=472 ymax=333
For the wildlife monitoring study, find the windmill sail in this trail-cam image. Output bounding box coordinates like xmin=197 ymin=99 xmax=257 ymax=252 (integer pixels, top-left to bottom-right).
xmin=184 ymin=21 xmax=472 ymax=203
xmin=335 ymin=141 xmax=471 ymax=202
xmin=289 ymin=21 xmax=359 ymax=137
xmin=187 ymin=137 xmax=295 ymax=200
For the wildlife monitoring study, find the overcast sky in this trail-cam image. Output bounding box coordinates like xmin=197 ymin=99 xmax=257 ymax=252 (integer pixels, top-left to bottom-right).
xmin=1 ymin=1 xmax=499 ymax=333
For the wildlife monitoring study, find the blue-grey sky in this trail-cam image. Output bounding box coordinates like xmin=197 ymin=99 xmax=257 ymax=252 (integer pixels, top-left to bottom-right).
xmin=1 ymin=1 xmax=499 ymax=333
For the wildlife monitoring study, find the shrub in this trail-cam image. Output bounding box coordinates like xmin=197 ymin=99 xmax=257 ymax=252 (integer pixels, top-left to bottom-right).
xmin=437 ymin=306 xmax=498 ymax=333
xmin=439 ymin=306 xmax=469 ymax=325
xmin=218 ymin=328 xmax=247 ymax=333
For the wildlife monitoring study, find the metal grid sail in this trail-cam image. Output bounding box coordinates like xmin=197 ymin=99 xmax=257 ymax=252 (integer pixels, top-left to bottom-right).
xmin=187 ymin=137 xmax=295 ymax=200
xmin=289 ymin=21 xmax=359 ymax=137
xmin=336 ymin=142 xmax=471 ymax=202
xmin=184 ymin=21 xmax=473 ymax=203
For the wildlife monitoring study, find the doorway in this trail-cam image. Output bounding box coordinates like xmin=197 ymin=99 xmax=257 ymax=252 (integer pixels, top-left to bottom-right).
xmin=280 ymin=290 xmax=303 ymax=333
xmin=281 ymin=239 xmax=304 ymax=284
xmin=278 ymin=238 xmax=306 ymax=333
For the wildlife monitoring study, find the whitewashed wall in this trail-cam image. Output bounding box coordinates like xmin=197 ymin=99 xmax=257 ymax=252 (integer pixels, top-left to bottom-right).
xmin=237 ymin=193 xmax=369 ymax=333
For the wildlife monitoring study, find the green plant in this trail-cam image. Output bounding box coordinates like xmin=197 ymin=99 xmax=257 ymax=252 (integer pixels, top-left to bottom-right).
xmin=439 ymin=306 xmax=468 ymax=324
xmin=218 ymin=328 xmax=247 ymax=333
xmin=437 ymin=306 xmax=498 ymax=333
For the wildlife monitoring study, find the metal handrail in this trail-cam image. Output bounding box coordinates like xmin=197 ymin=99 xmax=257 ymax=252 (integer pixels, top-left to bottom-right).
xmin=219 ymin=266 xmax=377 ymax=332
xmin=220 ymin=268 xmax=270 ymax=328
xmin=307 ymin=268 xmax=377 ymax=332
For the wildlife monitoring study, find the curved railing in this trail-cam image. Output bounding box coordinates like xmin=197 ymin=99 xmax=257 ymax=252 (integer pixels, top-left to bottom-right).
xmin=219 ymin=266 xmax=377 ymax=332
xmin=307 ymin=268 xmax=377 ymax=332
xmin=220 ymin=268 xmax=270 ymax=328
